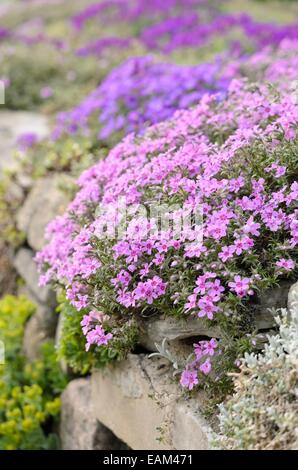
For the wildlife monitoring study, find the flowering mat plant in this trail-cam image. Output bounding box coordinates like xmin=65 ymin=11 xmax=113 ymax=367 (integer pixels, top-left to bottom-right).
xmin=0 ymin=1 xmax=298 ymax=450
xmin=36 ymin=66 xmax=298 ymax=390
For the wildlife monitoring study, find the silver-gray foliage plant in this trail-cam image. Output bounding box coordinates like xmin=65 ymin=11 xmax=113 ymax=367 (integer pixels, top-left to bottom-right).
xmin=214 ymin=285 xmax=298 ymax=450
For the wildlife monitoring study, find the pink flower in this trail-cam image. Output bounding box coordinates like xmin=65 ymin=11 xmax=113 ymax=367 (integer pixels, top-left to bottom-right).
xmin=180 ymin=370 xmax=198 ymax=390
xmin=243 ymin=217 xmax=261 ymax=236
xmin=193 ymin=343 xmax=203 ymax=360
xmin=40 ymin=86 xmax=53 ymax=99
xmin=200 ymin=359 xmax=212 ymax=375
xmin=140 ymin=263 xmax=150 ymax=278
xmin=206 ymin=279 xmax=224 ymax=300
xmin=228 ymin=275 xmax=253 ymax=298
xmin=197 ymin=297 xmax=219 ymax=320
xmin=111 ymin=270 xmax=132 ymax=287
xmin=233 ymin=236 xmax=254 ymax=255
xmin=185 ymin=293 xmax=197 ymax=312
xmin=265 ymin=163 xmax=286 ymax=178
xmin=86 ymin=326 xmax=113 ymax=351
xmin=202 ymin=338 xmax=218 ymax=356
xmin=276 ymin=258 xmax=295 ymax=271
xmin=218 ymin=245 xmax=236 ymax=262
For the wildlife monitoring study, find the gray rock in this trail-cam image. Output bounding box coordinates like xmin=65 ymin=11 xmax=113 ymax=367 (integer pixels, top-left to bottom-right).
xmin=251 ymin=281 xmax=292 ymax=329
xmin=23 ymin=304 xmax=57 ymax=361
xmin=91 ymin=354 xmax=211 ymax=450
xmin=288 ymin=281 xmax=298 ymax=314
xmin=16 ymin=175 xmax=70 ymax=251
xmin=139 ymin=283 xmax=292 ymax=355
xmin=0 ymin=243 xmax=16 ymax=297
xmin=60 ymin=378 xmax=127 ymax=450
xmin=14 ymin=248 xmax=56 ymax=306
xmin=0 ymin=111 xmax=48 ymax=172
xmin=55 ymin=311 xmax=69 ymax=375
xmin=138 ymin=315 xmax=221 ymax=353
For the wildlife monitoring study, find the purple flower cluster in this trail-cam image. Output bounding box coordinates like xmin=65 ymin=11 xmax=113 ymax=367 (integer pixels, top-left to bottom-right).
xmin=72 ymin=1 xmax=298 ymax=56
xmin=54 ymin=55 xmax=229 ymax=140
xmin=77 ymin=37 xmax=132 ymax=57
xmin=71 ymin=0 xmax=218 ymax=31
xmin=17 ymin=132 xmax=40 ymax=151
xmin=0 ymin=27 xmax=10 ymax=41
xmin=142 ymin=13 xmax=298 ymax=53
xmin=54 ymin=40 xmax=298 ymax=145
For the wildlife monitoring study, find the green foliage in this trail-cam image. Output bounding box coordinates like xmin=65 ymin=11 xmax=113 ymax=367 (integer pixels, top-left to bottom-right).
xmin=0 ymin=295 xmax=67 ymax=450
xmin=0 ymin=42 xmax=98 ymax=112
xmin=0 ymin=295 xmax=35 ymax=356
xmin=21 ymin=137 xmax=103 ymax=179
xmin=214 ymin=297 xmax=298 ymax=450
xmin=0 ymin=139 xmax=102 ymax=248
xmin=57 ymin=295 xmax=139 ymax=374
xmin=0 ymin=173 xmax=26 ymax=248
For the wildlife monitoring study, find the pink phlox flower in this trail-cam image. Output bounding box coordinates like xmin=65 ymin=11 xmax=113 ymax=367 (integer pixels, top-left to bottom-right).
xmin=180 ymin=370 xmax=198 ymax=391
xmin=276 ymin=258 xmax=295 ymax=271
xmin=228 ymin=275 xmax=253 ymax=298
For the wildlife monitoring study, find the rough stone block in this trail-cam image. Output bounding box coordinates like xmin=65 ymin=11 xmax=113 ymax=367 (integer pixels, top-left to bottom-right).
xmin=16 ymin=175 xmax=70 ymax=251
xmin=91 ymin=354 xmax=212 ymax=450
xmin=23 ymin=304 xmax=57 ymax=361
xmin=60 ymin=378 xmax=127 ymax=450
xmin=138 ymin=315 xmax=221 ymax=354
xmin=14 ymin=248 xmax=56 ymax=306
xmin=251 ymin=281 xmax=292 ymax=329
xmin=0 ymin=111 xmax=48 ymax=172
xmin=288 ymin=281 xmax=298 ymax=314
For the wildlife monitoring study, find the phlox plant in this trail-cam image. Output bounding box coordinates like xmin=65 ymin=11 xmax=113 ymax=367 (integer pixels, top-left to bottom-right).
xmin=36 ymin=74 xmax=298 ymax=391
xmin=53 ymin=40 xmax=298 ymax=147
xmin=72 ymin=0 xmax=298 ymax=56
xmin=53 ymin=55 xmax=230 ymax=143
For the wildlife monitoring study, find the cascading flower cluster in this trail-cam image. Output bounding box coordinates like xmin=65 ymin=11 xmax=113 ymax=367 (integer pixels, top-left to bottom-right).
xmin=80 ymin=310 xmax=113 ymax=351
xmin=36 ymin=45 xmax=298 ymax=388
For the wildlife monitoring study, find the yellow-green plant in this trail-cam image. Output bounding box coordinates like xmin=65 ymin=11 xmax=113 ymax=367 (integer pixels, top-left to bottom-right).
xmin=0 ymin=295 xmax=67 ymax=450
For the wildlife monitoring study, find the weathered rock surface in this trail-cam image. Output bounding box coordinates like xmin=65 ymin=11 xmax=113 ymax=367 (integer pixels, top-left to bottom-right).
xmin=288 ymin=281 xmax=298 ymax=314
xmin=0 ymin=243 xmax=16 ymax=297
xmin=23 ymin=304 xmax=57 ymax=361
xmin=138 ymin=283 xmax=291 ymax=356
xmin=251 ymin=281 xmax=292 ymax=329
xmin=54 ymin=311 xmax=69 ymax=374
xmin=16 ymin=175 xmax=70 ymax=251
xmin=60 ymin=378 xmax=127 ymax=450
xmin=138 ymin=315 xmax=221 ymax=353
xmin=14 ymin=247 xmax=56 ymax=306
xmin=91 ymin=354 xmax=212 ymax=450
xmin=0 ymin=111 xmax=48 ymax=172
